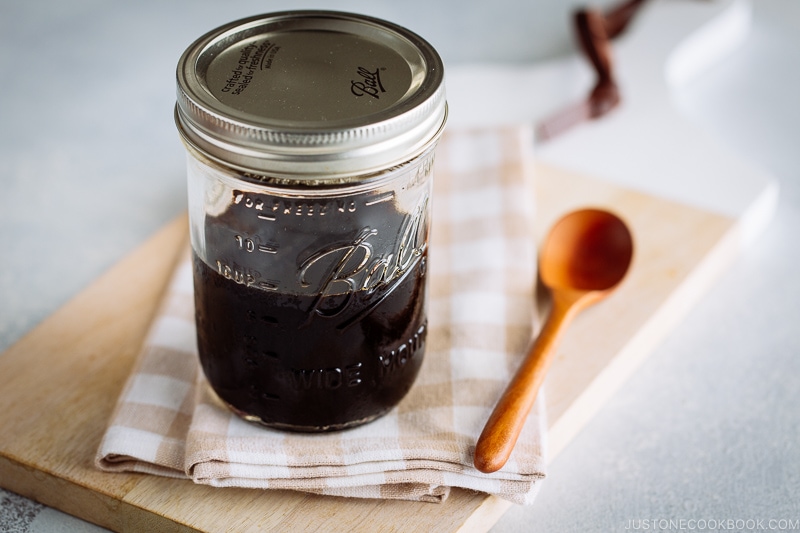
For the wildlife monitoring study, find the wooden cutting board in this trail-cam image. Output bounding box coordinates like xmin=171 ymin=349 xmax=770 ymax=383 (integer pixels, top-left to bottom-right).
xmin=0 ymin=162 xmax=749 ymax=532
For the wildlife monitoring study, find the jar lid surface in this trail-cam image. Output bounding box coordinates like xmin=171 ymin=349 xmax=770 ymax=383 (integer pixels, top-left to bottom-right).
xmin=176 ymin=11 xmax=447 ymax=179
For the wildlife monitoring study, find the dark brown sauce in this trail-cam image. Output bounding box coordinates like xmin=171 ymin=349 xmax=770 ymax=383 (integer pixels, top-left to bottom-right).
xmin=192 ymin=187 xmax=429 ymax=431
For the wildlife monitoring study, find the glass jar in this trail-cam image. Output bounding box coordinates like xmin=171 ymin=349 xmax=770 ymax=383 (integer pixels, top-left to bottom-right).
xmin=175 ymin=11 xmax=447 ymax=431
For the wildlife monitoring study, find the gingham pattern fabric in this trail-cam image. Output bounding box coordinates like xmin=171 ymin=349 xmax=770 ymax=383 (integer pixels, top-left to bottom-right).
xmin=95 ymin=126 xmax=546 ymax=504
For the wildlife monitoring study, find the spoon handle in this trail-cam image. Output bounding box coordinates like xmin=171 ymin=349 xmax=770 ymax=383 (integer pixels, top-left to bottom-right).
xmin=474 ymin=294 xmax=578 ymax=473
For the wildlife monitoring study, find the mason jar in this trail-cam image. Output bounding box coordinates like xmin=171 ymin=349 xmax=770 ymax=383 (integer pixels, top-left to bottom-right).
xmin=175 ymin=11 xmax=447 ymax=431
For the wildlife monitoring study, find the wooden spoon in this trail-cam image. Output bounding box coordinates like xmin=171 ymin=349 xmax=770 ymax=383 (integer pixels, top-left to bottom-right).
xmin=474 ymin=208 xmax=634 ymax=473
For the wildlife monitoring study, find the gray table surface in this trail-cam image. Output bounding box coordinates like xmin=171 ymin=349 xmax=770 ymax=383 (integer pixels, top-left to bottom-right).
xmin=2 ymin=1 xmax=798 ymax=532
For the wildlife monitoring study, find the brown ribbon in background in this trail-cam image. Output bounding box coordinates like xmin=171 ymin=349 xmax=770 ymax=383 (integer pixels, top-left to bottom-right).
xmin=536 ymin=0 xmax=647 ymax=142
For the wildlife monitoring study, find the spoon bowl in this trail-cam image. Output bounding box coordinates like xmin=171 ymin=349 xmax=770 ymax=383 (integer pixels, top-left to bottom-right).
xmin=540 ymin=208 xmax=633 ymax=292
xmin=474 ymin=208 xmax=633 ymax=474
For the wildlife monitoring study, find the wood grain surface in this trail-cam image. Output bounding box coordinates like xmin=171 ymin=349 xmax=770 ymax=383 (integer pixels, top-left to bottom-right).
xmin=0 ymin=163 xmax=743 ymax=532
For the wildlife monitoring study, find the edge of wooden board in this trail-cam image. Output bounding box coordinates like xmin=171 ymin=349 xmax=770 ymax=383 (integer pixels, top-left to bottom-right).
xmin=0 ymin=163 xmax=768 ymax=532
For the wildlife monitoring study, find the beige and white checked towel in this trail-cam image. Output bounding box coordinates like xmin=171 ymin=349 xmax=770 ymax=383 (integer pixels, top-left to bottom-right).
xmin=95 ymin=126 xmax=546 ymax=505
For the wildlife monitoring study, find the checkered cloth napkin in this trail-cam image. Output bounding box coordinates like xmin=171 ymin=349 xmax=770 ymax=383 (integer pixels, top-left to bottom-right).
xmin=95 ymin=126 xmax=546 ymax=504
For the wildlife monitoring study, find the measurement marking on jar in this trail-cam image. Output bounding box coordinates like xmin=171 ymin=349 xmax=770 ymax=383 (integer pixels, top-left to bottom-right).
xmin=215 ymin=259 xmax=279 ymax=291
xmin=257 ymin=214 xmax=276 ymax=221
xmin=235 ymin=235 xmax=279 ymax=254
xmin=249 ymin=385 xmax=280 ymax=401
xmin=258 ymin=244 xmax=278 ymax=254
xmin=365 ymin=192 xmax=395 ymax=206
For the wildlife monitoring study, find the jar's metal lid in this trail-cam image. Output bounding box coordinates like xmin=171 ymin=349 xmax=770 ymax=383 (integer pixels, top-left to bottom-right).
xmin=175 ymin=10 xmax=447 ymax=179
